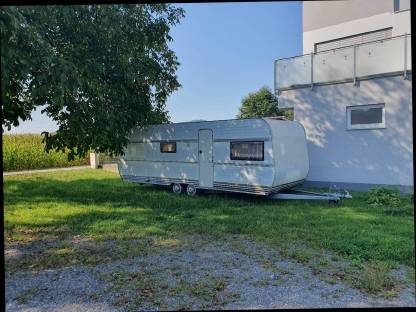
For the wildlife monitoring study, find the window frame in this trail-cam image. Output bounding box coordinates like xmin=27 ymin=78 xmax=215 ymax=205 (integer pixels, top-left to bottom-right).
xmin=394 ymin=0 xmax=411 ymax=12
xmin=160 ymin=141 xmax=177 ymax=153
xmin=314 ymin=27 xmax=392 ymax=53
xmin=346 ymin=103 xmax=386 ymax=130
xmin=230 ymin=141 xmax=264 ymax=161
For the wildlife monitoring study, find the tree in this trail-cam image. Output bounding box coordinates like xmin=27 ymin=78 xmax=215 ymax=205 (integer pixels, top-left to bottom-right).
xmin=236 ymin=86 xmax=281 ymax=119
xmin=1 ymin=5 xmax=185 ymax=158
xmin=236 ymin=86 xmax=294 ymax=120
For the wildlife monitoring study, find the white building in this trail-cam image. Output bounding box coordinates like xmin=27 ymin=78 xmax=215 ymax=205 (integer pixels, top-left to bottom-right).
xmin=276 ymin=0 xmax=412 ymax=192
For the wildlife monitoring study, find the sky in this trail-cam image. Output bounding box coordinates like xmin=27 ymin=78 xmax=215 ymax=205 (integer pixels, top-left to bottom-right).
xmin=6 ymin=1 xmax=302 ymax=134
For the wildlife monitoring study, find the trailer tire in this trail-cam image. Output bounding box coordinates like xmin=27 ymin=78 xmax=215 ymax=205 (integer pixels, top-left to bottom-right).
xmin=172 ymin=183 xmax=182 ymax=194
xmin=186 ymin=184 xmax=197 ymax=196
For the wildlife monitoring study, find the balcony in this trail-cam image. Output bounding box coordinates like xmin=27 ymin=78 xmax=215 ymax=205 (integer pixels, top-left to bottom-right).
xmin=274 ymin=34 xmax=411 ymax=92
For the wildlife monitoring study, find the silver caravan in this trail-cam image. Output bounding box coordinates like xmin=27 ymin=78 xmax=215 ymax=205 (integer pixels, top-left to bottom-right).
xmin=118 ymin=117 xmax=309 ymax=196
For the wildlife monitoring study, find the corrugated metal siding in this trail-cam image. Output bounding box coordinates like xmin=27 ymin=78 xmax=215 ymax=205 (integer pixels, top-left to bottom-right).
xmin=315 ymin=28 xmax=392 ymax=52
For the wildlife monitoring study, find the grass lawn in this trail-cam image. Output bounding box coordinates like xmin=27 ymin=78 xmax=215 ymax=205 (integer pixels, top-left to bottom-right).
xmin=4 ymin=169 xmax=415 ymax=294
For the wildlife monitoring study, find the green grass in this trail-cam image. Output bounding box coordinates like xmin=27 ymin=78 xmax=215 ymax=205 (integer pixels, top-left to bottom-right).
xmin=2 ymin=134 xmax=89 ymax=171
xmin=352 ymin=262 xmax=397 ymax=296
xmin=4 ymin=169 xmax=415 ymax=270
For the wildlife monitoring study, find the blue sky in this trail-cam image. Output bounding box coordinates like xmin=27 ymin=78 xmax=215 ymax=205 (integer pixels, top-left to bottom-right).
xmin=6 ymin=1 xmax=302 ymax=133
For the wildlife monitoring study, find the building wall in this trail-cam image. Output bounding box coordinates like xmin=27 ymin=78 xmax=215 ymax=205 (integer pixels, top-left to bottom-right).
xmin=302 ymin=1 xmax=411 ymax=53
xmin=303 ymin=0 xmax=394 ymax=32
xmin=278 ymin=75 xmax=413 ymax=191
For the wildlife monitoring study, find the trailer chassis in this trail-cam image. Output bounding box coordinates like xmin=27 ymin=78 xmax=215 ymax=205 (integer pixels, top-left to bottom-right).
xmin=269 ymin=189 xmax=352 ymax=203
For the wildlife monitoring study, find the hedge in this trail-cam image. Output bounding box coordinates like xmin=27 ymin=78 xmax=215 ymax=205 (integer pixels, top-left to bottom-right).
xmin=3 ymin=134 xmax=89 ymax=171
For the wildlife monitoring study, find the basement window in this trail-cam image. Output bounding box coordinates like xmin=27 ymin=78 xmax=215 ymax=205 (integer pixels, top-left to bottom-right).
xmin=160 ymin=142 xmax=176 ymax=153
xmin=230 ymin=141 xmax=264 ymax=161
xmin=346 ymin=104 xmax=385 ymax=130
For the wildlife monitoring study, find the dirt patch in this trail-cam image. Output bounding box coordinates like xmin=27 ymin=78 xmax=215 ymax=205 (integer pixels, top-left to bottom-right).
xmin=5 ymin=235 xmax=416 ymax=311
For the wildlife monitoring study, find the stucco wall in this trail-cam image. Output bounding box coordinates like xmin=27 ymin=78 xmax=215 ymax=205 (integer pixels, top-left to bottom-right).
xmin=303 ymin=0 xmax=394 ymax=32
xmin=278 ymin=75 xmax=413 ymax=189
xmin=303 ymin=9 xmax=411 ymax=54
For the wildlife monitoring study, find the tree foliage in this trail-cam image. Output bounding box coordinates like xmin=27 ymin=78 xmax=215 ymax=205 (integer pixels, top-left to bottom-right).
xmin=236 ymin=86 xmax=281 ymax=119
xmin=1 ymin=5 xmax=184 ymax=158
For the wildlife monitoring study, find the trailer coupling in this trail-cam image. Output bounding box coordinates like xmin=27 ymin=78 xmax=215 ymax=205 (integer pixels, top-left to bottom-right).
xmin=269 ymin=189 xmax=352 ymax=202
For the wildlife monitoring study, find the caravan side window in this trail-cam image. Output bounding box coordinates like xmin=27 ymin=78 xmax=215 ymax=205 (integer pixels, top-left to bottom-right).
xmin=160 ymin=142 xmax=176 ymax=153
xmin=230 ymin=141 xmax=264 ymax=161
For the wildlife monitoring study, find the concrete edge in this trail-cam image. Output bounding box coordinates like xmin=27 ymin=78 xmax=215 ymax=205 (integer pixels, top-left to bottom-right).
xmin=301 ymin=180 xmax=414 ymax=194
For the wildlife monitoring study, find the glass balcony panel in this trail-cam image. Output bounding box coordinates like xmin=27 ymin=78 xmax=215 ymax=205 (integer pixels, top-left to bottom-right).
xmin=356 ymin=36 xmax=405 ymax=77
xmin=275 ymin=34 xmax=411 ymax=91
xmin=275 ymin=54 xmax=311 ymax=90
xmin=313 ymin=46 xmax=354 ymax=83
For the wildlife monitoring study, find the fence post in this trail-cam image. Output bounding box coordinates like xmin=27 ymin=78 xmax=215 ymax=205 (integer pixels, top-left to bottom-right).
xmin=90 ymin=152 xmax=100 ymax=169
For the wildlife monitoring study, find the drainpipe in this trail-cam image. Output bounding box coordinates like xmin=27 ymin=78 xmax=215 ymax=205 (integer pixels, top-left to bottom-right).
xmin=353 ymin=44 xmax=358 ymax=86
xmin=310 ymin=52 xmax=314 ymax=90
xmin=404 ymin=33 xmax=408 ymax=80
xmin=274 ymin=59 xmax=280 ymax=97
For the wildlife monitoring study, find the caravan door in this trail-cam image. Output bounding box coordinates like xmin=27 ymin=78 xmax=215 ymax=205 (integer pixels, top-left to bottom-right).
xmin=198 ymin=129 xmax=213 ymax=187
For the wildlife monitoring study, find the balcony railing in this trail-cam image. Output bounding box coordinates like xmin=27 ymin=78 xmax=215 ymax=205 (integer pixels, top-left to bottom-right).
xmin=274 ymin=34 xmax=411 ymax=92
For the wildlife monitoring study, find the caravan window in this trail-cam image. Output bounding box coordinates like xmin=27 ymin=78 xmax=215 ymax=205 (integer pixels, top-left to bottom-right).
xmin=160 ymin=142 xmax=176 ymax=153
xmin=230 ymin=141 xmax=264 ymax=161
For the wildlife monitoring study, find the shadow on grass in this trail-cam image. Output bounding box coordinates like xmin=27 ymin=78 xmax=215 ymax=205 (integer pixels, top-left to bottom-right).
xmin=3 ymin=173 xmax=415 ymax=267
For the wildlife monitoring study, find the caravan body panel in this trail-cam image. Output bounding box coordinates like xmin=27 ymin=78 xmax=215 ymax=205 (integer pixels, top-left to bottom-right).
xmin=119 ymin=118 xmax=308 ymax=195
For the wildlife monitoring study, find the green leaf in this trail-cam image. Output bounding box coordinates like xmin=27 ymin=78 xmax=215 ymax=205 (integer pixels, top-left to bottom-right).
xmin=1 ymin=4 xmax=185 ymax=159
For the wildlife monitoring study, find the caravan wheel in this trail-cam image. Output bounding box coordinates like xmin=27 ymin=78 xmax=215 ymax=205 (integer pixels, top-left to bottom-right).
xmin=172 ymin=183 xmax=182 ymax=194
xmin=186 ymin=184 xmax=197 ymax=196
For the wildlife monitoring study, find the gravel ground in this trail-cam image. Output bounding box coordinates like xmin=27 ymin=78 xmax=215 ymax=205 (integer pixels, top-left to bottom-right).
xmin=3 ymin=165 xmax=90 ymax=176
xmin=5 ymin=235 xmax=416 ymax=311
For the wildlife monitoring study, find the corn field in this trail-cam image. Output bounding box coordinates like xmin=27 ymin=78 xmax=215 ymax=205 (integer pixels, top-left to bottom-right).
xmin=2 ymin=134 xmax=89 ymax=171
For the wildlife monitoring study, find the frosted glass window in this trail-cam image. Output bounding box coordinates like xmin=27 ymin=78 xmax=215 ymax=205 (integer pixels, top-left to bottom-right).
xmin=230 ymin=141 xmax=264 ymax=161
xmin=347 ymin=104 xmax=385 ymax=130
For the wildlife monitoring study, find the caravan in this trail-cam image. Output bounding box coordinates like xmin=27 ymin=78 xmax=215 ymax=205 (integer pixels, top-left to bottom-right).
xmin=118 ymin=117 xmax=309 ymax=196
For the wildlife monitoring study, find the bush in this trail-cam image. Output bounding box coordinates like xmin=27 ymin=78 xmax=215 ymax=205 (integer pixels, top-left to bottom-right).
xmin=3 ymin=134 xmax=89 ymax=171
xmin=407 ymin=192 xmax=414 ymax=204
xmin=367 ymin=187 xmax=401 ymax=206
xmin=367 ymin=187 xmax=413 ymax=216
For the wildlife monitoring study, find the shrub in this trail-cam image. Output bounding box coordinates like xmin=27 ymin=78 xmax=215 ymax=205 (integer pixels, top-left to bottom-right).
xmin=3 ymin=134 xmax=89 ymax=171
xmin=367 ymin=187 xmax=413 ymax=216
xmin=407 ymin=192 xmax=414 ymax=204
xmin=367 ymin=187 xmax=401 ymax=206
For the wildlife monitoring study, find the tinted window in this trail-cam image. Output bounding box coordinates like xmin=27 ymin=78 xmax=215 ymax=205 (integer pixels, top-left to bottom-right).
xmin=350 ymin=107 xmax=383 ymax=125
xmin=230 ymin=141 xmax=264 ymax=161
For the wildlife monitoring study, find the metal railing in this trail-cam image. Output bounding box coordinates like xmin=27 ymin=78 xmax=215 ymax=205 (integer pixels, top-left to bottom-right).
xmin=274 ymin=33 xmax=411 ymax=92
